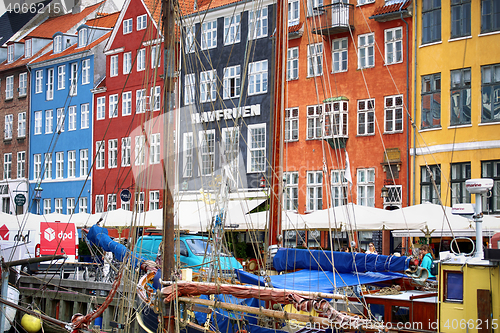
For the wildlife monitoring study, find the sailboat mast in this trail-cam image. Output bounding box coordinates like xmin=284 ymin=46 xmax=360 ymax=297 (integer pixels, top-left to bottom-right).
xmin=268 ymin=0 xmax=287 ymax=251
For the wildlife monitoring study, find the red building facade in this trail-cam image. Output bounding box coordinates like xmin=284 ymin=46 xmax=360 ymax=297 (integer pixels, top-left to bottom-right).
xmin=92 ymin=0 xmax=164 ymax=214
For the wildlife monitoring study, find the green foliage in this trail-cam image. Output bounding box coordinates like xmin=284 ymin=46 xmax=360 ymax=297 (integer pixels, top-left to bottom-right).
xmin=234 ymin=242 xmax=247 ymax=259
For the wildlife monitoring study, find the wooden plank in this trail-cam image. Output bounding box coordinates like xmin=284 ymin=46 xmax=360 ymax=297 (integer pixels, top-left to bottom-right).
xmin=477 ymin=289 xmax=491 ymax=333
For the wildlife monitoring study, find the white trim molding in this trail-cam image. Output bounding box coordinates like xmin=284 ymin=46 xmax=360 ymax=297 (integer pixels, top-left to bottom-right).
xmin=412 ymin=140 xmax=500 ymax=156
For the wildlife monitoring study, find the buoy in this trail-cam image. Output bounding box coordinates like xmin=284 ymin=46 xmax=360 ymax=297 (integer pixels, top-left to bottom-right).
xmin=21 ymin=311 xmax=42 ymax=333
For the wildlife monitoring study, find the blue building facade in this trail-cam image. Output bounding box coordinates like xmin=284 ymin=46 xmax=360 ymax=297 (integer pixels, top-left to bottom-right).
xmin=28 ymin=26 xmax=109 ymax=214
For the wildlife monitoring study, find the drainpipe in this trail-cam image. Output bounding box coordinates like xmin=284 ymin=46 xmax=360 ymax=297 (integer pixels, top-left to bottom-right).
xmin=400 ymin=2 xmax=410 ymax=207
xmin=412 ymin=0 xmax=417 ymax=205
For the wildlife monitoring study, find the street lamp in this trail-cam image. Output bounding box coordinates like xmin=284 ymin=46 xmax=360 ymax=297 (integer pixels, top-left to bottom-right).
xmin=381 ymin=186 xmax=389 ymax=199
xmin=34 ymin=184 xmax=43 ymax=215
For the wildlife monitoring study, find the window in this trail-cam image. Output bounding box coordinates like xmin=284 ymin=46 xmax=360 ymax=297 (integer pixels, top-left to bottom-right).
xmin=450 ymin=162 xmax=471 ymax=205
xmin=284 ymin=172 xmax=299 ymax=210
xmin=96 ymin=141 xmax=105 ymax=169
xmin=200 ymin=70 xmax=216 ymax=102
xmin=56 ymin=108 xmax=65 ymax=132
xmin=357 ymin=168 xmax=375 ymax=207
xmin=110 ymin=55 xmax=118 ymax=77
xmin=151 ymin=86 xmax=160 ymax=111
xmin=384 ymin=185 xmax=403 ymax=206
xmin=35 ymin=70 xmax=43 ymax=93
xmin=224 ymin=14 xmax=241 ymax=45
xmin=43 ymin=199 xmax=51 ymax=214
xmin=34 ymin=111 xmax=42 ymax=135
xmin=122 ymin=137 xmax=131 ymax=166
xmin=421 ymin=165 xmax=441 ymax=204
xmin=122 ymin=91 xmax=132 ymax=116
xmin=384 ymin=95 xmax=404 ymax=133
xmin=121 ymin=200 xmax=130 ymax=211
xmin=223 ymin=65 xmax=241 ymax=99
xmin=109 ymin=139 xmax=118 ymax=168
xmin=185 ymin=74 xmax=195 ymax=105
xmin=331 ymin=170 xmax=348 ymax=207
xmin=249 ymin=60 xmax=268 ymax=95
xmin=185 ymin=25 xmax=195 ymax=53
xmin=358 ymin=33 xmax=374 ymax=69
xmin=481 ymin=0 xmax=500 ymax=33
xmin=109 ymin=94 xmax=118 ymax=118
xmin=80 ymin=149 xmax=88 ymax=177
xmin=137 ymin=14 xmax=147 ymax=30
xmin=249 ymin=7 xmax=268 ymax=39
xmin=248 ymin=124 xmax=266 ymax=173
xmin=149 ymin=191 xmax=159 ymax=210
xmin=481 ymin=64 xmax=500 ymax=123
xmin=444 ymin=271 xmax=463 ymax=302
xmin=201 ymin=20 xmax=217 ymax=49
xmin=421 ymin=73 xmax=441 ymax=128
xmin=19 ymin=72 xmax=27 ymax=96
xmin=44 ymin=153 xmax=52 ymax=179
xmin=135 ymin=192 xmax=145 ymax=212
xmin=450 ymin=68 xmax=471 ymax=126
xmin=3 ymin=154 xmax=12 ymax=179
xmin=107 ymin=194 xmax=117 ymax=211
xmin=200 ymin=130 xmax=215 ymax=175
xmin=55 ymin=198 xmax=62 ymax=214
xmin=82 ymin=59 xmax=90 ymax=84
xmin=45 ymin=110 xmax=53 ymax=134
xmin=70 ymin=63 xmax=77 ymax=96
xmin=54 ymin=35 xmax=62 ymax=53
xmin=482 ymin=160 xmax=500 ymax=213
xmin=17 ymin=151 xmax=25 ymax=178
xmin=46 ymin=68 xmax=54 ymax=100
xmin=68 ymin=106 xmax=76 ymax=131
xmin=307 ymin=0 xmax=323 ymax=16
xmin=150 ymin=133 xmax=160 ymax=164
xmin=136 ymin=89 xmax=146 ymax=113
xmin=25 ymin=39 xmax=32 ymax=58
xmin=307 ymin=105 xmax=322 ymax=139
xmin=287 ymin=47 xmax=299 ymax=80
xmin=79 ymin=28 xmax=87 ymax=47
xmin=57 ymin=66 xmax=65 ymax=90
xmin=81 ymin=103 xmax=89 ymax=128
xmin=289 ymin=0 xmax=300 ymax=24
xmin=183 ymin=133 xmax=193 ymax=178
xmin=151 ymin=45 xmax=160 ymax=68
xmin=79 ymin=197 xmax=88 ymax=213
xmin=358 ymin=0 xmax=374 ymax=5
xmin=422 ymin=0 xmax=441 ymax=44
xmin=67 ymin=198 xmax=75 ymax=214
xmin=97 ymin=97 xmax=105 ymax=120
xmin=285 ymin=107 xmax=299 ymax=142
xmin=95 ymin=195 xmax=104 ymax=213
xmin=68 ymin=150 xmax=76 ymax=178
xmin=357 ymin=98 xmax=375 ymax=135
xmin=222 ymin=127 xmax=239 ymax=187
xmin=123 ymin=18 xmax=132 ymax=34
xmin=307 ymin=43 xmax=323 ymax=77
xmin=7 ymin=44 xmax=14 ymax=63
xmin=332 ymin=38 xmax=348 ymax=73
xmin=451 ymin=0 xmax=471 ymax=38
xmin=17 ymin=112 xmax=26 ymax=138
xmin=123 ymin=52 xmax=131 ymax=74
xmin=137 ymin=49 xmax=145 ymax=71
xmin=56 ymin=152 xmax=64 ymax=179
xmin=6 ymin=76 xmax=14 ymax=99
xmin=33 ymin=154 xmax=41 ymax=180
xmin=135 ymin=135 xmax=145 ymax=165
xmin=307 ymin=171 xmax=323 ymax=211
xmin=385 ymin=27 xmax=402 ymax=65
xmin=4 ymin=115 xmax=13 ymax=139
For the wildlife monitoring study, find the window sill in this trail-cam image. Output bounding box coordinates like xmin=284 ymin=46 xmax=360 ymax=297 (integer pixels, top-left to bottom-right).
xmin=18 ymin=94 xmax=27 ymax=98
xmin=419 ymin=40 xmax=442 ymax=48
xmin=17 ymin=136 xmax=26 ymax=141
xmin=287 ymin=77 xmax=299 ymax=81
xmin=419 ymin=126 xmax=441 ymax=132
xmin=3 ymin=138 xmax=12 ymax=142
xmin=284 ymin=139 xmax=299 ymax=143
xmin=356 ymin=134 xmax=375 ymax=137
xmin=356 ymin=1 xmax=375 ymax=7
xmin=478 ymin=30 xmax=500 ymax=37
xmin=384 ymin=61 xmax=403 ymax=66
xmin=448 ymin=35 xmax=472 ymax=43
xmin=331 ymin=70 xmax=347 ymax=74
xmin=5 ymin=97 xmax=13 ymax=101
xmin=448 ymin=123 xmax=472 ymax=129
xmin=306 ymin=74 xmax=323 ymax=79
xmin=384 ymin=131 xmax=404 ymax=134
xmin=357 ymin=66 xmax=374 ymax=70
xmin=478 ymin=121 xmax=500 ymax=126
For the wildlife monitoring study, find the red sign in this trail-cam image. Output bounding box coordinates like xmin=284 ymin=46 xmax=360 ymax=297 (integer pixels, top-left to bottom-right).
xmin=40 ymin=222 xmax=76 ymax=256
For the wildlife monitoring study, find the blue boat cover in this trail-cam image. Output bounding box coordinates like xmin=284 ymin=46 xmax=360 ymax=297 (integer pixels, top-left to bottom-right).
xmin=273 ymin=248 xmax=410 ymax=273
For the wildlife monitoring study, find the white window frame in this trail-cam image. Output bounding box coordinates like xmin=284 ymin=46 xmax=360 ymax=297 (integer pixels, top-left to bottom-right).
xmin=107 ymin=194 xmax=117 ymax=211
xmin=123 ymin=18 xmax=133 ymax=34
xmin=135 ymin=192 xmax=145 ymax=213
xmin=123 ymin=52 xmax=131 ymax=74
xmin=110 ymin=55 xmax=118 ymax=77
xmin=357 ymin=98 xmax=375 ymax=135
xmin=78 ymin=28 xmax=87 ymax=47
xmin=248 ymin=7 xmax=268 ymax=40
xmin=122 ymin=137 xmax=131 ymax=166
xmin=81 ymin=103 xmax=89 ymax=129
xmin=307 ymin=43 xmax=323 ymax=77
xmin=68 ymin=106 xmax=76 ymax=131
xmin=19 ymin=72 xmax=27 ymax=96
xmin=54 ymin=35 xmax=62 ymax=53
xmin=247 ymin=124 xmax=266 ymax=173
xmin=223 ymin=65 xmax=241 ymax=99
xmin=385 ymin=27 xmax=403 ymax=65
xmin=7 ymin=44 xmax=14 ymax=63
xmin=33 ymin=154 xmax=41 ymax=180
xmin=284 ymin=171 xmax=299 ymax=211
xmin=25 ymin=39 xmax=32 ymax=58
xmin=358 ymin=0 xmax=374 ymax=5
xmin=183 ymin=132 xmax=193 ymax=178
xmin=4 ymin=114 xmax=13 ymax=139
xmin=285 ymin=107 xmax=299 ymax=142
xmin=331 ymin=169 xmax=348 ymax=207
xmin=5 ymin=76 xmax=14 ymax=99
xmin=122 ymin=91 xmax=132 ymax=116
xmin=18 ymin=112 xmax=26 ymax=138
xmin=151 ymin=86 xmax=160 ymax=111
xmin=306 ymin=171 xmax=323 ymax=211
xmin=222 ymin=127 xmax=239 ymax=187
xmin=34 ymin=111 xmax=42 ymax=135
xmin=185 ymin=73 xmax=195 ymax=105
xmin=46 ymin=68 xmax=54 ymax=100
xmin=137 ymin=49 xmax=145 ymax=71
xmin=3 ymin=153 xmax=12 ymax=180
xmin=43 ymin=199 xmax=51 ymax=214
xmin=70 ymin=63 xmax=78 ymax=96
xmin=96 ymin=141 xmax=105 ymax=169
xmin=324 ymin=100 xmax=348 ymax=138
xmin=136 ymin=89 xmax=146 ymax=113
xmin=68 ymin=150 xmax=76 ymax=178
xmin=56 ymin=108 xmax=65 ymax=132
xmin=224 ymin=14 xmax=241 ymax=45
xmin=79 ymin=197 xmax=88 ymax=213
xmin=35 ymin=70 xmax=43 ymax=94
xmin=97 ymin=96 xmax=105 ymax=120
xmin=82 ymin=59 xmax=90 ymax=84
xmin=201 ymin=20 xmax=217 ymax=50
xmin=287 ymin=47 xmax=299 ymax=80
xmin=109 ymin=94 xmax=118 ymax=118
xmin=150 ymin=133 xmax=160 ymax=164
xmin=357 ymin=168 xmax=375 ymax=207
xmin=200 ymin=70 xmax=216 ymax=102
xmin=289 ymin=0 xmax=300 ymax=25
xmin=44 ymin=153 xmax=52 ymax=179
xmin=57 ymin=65 xmax=65 ymax=90
xmin=55 ymin=198 xmax=63 ymax=214
xmin=135 ymin=135 xmax=145 ymax=166
xmin=108 ymin=139 xmax=118 ymax=168
xmin=307 ymin=0 xmax=323 ymax=16
xmin=17 ymin=151 xmax=25 ymax=179
xmin=185 ymin=25 xmax=195 ymax=53
xmin=95 ymin=195 xmax=104 ymax=213
xmin=137 ymin=14 xmax=147 ymax=30
xmin=149 ymin=190 xmax=160 ymax=210
xmin=151 ymin=45 xmax=160 ymax=68
xmin=80 ymin=149 xmax=88 ymax=177
xmin=358 ymin=33 xmax=374 ymax=69
xmin=199 ymin=129 xmax=215 ymax=175
xmin=332 ymin=37 xmax=348 ymax=73
xmin=45 ymin=110 xmax=53 ymax=134
xmin=55 ymin=152 xmax=64 ymax=179
xmin=384 ymin=95 xmax=404 ymax=133
xmin=248 ymin=60 xmax=268 ymax=95
xmin=306 ymin=104 xmax=322 ymax=139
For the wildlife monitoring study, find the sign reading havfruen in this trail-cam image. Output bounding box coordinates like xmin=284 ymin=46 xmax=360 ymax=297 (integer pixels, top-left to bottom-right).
xmin=40 ymin=222 xmax=76 ymax=255
xmin=191 ymin=104 xmax=261 ymax=124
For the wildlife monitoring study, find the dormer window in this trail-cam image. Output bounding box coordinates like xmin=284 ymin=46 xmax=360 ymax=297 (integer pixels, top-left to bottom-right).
xmin=25 ymin=39 xmax=32 ymax=58
xmin=7 ymin=44 xmax=14 ymax=63
xmin=79 ymin=28 xmax=88 ymax=47
xmin=54 ymin=35 xmax=62 ymax=53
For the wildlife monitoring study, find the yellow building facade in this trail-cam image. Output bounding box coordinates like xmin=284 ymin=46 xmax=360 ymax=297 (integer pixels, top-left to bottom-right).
xmin=412 ymin=0 xmax=500 ymax=212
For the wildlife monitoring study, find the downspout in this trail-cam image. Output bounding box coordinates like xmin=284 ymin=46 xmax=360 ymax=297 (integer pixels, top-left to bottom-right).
xmin=400 ymin=2 xmax=410 ymax=207
xmin=412 ymin=0 xmax=417 ymax=205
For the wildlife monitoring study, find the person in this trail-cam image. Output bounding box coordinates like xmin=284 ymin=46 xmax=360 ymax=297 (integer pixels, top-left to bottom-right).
xmin=341 ymin=246 xmax=349 ymax=253
xmin=419 ymin=244 xmax=435 ymax=278
xmin=366 ymin=242 xmax=377 ymax=254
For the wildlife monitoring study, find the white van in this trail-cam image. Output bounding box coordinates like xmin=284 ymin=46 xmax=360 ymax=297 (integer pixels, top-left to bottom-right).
xmin=0 ymin=219 xmax=79 ymax=277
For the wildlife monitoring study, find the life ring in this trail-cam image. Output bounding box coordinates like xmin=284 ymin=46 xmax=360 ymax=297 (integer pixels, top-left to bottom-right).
xmin=247 ymin=260 xmax=258 ymax=272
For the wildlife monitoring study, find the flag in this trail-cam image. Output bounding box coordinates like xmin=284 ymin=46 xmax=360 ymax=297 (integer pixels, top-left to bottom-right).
xmin=344 ymin=151 xmax=352 ymax=184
